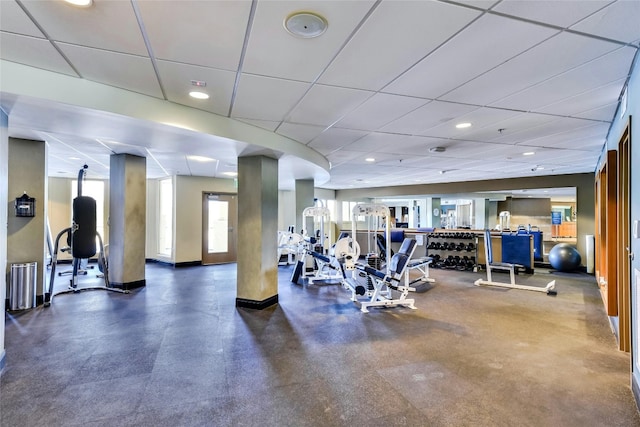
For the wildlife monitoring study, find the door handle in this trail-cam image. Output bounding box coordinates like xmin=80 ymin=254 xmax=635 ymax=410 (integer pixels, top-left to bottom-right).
xmin=627 ymin=247 xmax=634 ymax=261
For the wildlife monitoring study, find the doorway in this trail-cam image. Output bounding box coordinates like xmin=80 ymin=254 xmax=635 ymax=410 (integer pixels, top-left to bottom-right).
xmin=202 ymin=193 xmax=237 ymax=264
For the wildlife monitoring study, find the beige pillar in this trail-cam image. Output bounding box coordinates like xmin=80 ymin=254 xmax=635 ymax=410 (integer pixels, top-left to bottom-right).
xmin=236 ymin=155 xmax=278 ymax=309
xmin=7 ymin=138 xmax=47 ymax=304
xmin=109 ymin=154 xmax=146 ymax=289
xmin=295 ymin=179 xmax=314 ymax=235
xmin=1 ymin=110 xmax=8 ymax=372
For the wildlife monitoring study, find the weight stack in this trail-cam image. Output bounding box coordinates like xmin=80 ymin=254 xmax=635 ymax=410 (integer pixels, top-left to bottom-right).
xmin=365 ymin=253 xmax=381 ymax=290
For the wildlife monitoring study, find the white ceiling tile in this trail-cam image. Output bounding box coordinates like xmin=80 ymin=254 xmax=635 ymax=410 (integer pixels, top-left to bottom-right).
xmin=325 ymin=149 xmax=371 ymax=166
xmin=236 ymin=119 xmax=280 ymax=132
xmin=492 ymin=0 xmax=613 ymax=27
xmin=421 ymin=107 xmax=522 ymax=139
xmin=457 ymin=112 xmax=561 ymax=143
xmin=524 ymin=122 xmax=610 ymax=149
xmin=156 ymin=60 xmax=236 ymax=116
xmin=441 ymin=32 xmax=622 ymax=105
xmin=536 ymin=78 xmax=626 ymax=118
xmin=243 ymin=0 xmax=376 ymax=81
xmin=20 ymin=0 xmax=147 ymax=55
xmin=318 ymin=1 xmax=481 ymax=90
xmin=277 ymin=122 xmax=326 ymax=144
xmin=570 ymin=103 xmax=619 ymax=122
xmin=344 ymin=132 xmax=425 ymax=153
xmin=384 ymin=14 xmax=558 ymax=99
xmin=287 ymin=84 xmax=373 ymax=126
xmin=232 ymin=74 xmax=310 ymax=122
xmin=381 ymin=101 xmax=479 ymax=135
xmin=58 ymin=44 xmax=163 ymax=98
xmin=493 ymin=117 xmax=603 ymax=145
xmin=335 ymin=93 xmax=428 ymax=131
xmin=0 ymin=33 xmax=77 ymax=76
xmin=307 ymin=128 xmax=369 ymax=154
xmin=571 ymin=0 xmax=640 ymax=43
xmin=137 ymin=0 xmax=251 ymax=70
xmin=0 ymin=1 xmax=45 ymax=37
xmin=491 ymin=46 xmax=635 ymax=111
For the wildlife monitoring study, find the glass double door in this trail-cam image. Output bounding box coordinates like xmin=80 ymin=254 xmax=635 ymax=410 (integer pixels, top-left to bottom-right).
xmin=202 ymin=193 xmax=237 ymax=265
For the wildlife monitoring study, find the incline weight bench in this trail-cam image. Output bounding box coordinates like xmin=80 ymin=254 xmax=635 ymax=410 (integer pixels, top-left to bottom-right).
xmin=474 ymin=229 xmax=556 ymax=295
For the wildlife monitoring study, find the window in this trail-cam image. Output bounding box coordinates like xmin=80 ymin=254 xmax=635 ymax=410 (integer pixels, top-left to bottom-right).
xmin=158 ymin=178 xmax=173 ymax=256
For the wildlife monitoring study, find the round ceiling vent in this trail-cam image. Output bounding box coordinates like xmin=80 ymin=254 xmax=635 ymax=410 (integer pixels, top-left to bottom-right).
xmin=429 ymin=146 xmax=446 ymax=153
xmin=284 ymin=12 xmax=328 ymax=38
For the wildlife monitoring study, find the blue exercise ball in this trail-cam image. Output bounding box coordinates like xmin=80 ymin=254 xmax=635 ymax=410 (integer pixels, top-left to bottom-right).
xmin=549 ymin=243 xmax=581 ymax=272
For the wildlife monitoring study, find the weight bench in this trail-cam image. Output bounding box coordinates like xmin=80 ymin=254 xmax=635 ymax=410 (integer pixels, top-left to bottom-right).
xmin=474 ymin=229 xmax=556 ymax=295
xmin=347 ymin=237 xmax=418 ymax=313
xmin=404 ymin=256 xmax=435 ymax=291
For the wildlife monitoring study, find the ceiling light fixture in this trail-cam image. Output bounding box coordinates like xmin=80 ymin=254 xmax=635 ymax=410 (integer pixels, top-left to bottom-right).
xmin=284 ymin=11 xmax=328 ymax=38
xmin=223 ymin=172 xmax=238 ymax=177
xmin=429 ymin=146 xmax=446 ymax=153
xmin=365 ymin=158 xmax=375 ymax=162
xmin=188 ymin=155 xmax=216 ymax=162
xmin=455 ymin=122 xmax=472 ymax=129
xmin=64 ymin=0 xmax=92 ymax=7
xmin=189 ymin=91 xmax=209 ymax=100
xmin=523 ymin=151 xmax=535 ymax=156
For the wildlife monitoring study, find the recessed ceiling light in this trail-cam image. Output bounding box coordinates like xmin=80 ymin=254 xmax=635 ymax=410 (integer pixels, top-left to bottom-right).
xmin=189 ymin=91 xmax=209 ymax=100
xmin=365 ymin=158 xmax=375 ymax=162
xmin=69 ymin=156 xmax=81 ymax=160
xmin=64 ymin=0 xmax=92 ymax=7
xmin=223 ymin=172 xmax=238 ymax=177
xmin=455 ymin=122 xmax=472 ymax=129
xmin=188 ymin=155 xmax=216 ymax=162
xmin=429 ymin=146 xmax=446 ymax=153
xmin=284 ymin=11 xmax=327 ymax=38
xmin=523 ymin=151 xmax=535 ymax=156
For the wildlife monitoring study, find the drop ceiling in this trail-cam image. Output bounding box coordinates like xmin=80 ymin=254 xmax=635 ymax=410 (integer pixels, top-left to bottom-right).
xmin=1 ymin=0 xmax=638 ymax=190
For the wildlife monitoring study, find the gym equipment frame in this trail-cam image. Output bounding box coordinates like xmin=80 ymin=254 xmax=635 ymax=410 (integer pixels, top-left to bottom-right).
xmin=348 ymin=237 xmax=418 ymax=313
xmin=45 ymin=166 xmax=128 ymax=306
xmin=474 ymin=229 xmax=556 ymax=295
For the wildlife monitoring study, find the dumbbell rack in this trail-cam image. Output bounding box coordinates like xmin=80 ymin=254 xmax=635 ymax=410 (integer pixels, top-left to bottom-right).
xmin=426 ymin=231 xmax=479 ymax=272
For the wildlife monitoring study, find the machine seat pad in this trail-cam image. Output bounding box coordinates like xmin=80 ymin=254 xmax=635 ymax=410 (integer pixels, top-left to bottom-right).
xmin=408 ymin=257 xmax=432 ymax=268
xmin=309 ymin=251 xmax=331 ymax=263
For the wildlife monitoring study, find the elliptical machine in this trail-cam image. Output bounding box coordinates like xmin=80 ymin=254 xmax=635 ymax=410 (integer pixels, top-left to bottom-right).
xmin=45 ymin=165 xmax=128 ymax=306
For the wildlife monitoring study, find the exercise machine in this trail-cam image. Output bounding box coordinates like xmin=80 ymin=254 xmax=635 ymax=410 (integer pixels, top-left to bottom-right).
xmin=291 ymin=204 xmax=344 ymax=285
xmin=45 ymin=165 xmax=128 ymax=306
xmin=344 ymin=237 xmax=418 ymax=313
xmin=277 ymin=226 xmax=302 ymax=266
xmin=376 ymin=230 xmax=434 ymax=292
xmin=474 ymin=229 xmax=556 ymax=295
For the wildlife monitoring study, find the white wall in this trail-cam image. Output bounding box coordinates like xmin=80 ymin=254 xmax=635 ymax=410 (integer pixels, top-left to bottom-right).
xmin=173 ymin=175 xmax=236 ymax=264
xmin=605 ymin=51 xmax=640 ymax=400
xmin=278 ymin=190 xmax=296 ymax=231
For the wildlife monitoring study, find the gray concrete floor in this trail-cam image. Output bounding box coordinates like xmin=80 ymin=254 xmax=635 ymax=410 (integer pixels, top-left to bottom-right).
xmin=2 ymin=262 xmax=639 ymax=426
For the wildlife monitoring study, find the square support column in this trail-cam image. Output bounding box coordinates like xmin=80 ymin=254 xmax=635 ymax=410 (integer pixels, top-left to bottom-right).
xmin=236 ymin=156 xmax=278 ymax=309
xmin=1 ymin=109 xmax=8 ymax=372
xmin=109 ymin=154 xmax=146 ymax=289
xmin=295 ymin=179 xmax=314 ymax=235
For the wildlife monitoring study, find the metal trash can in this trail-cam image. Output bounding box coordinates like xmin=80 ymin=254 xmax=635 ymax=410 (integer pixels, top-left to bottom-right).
xmin=9 ymin=262 xmax=37 ymax=310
